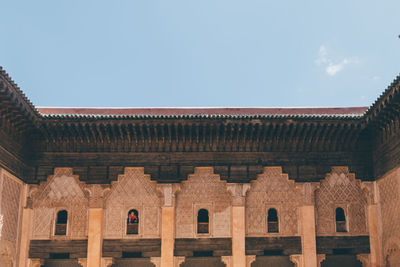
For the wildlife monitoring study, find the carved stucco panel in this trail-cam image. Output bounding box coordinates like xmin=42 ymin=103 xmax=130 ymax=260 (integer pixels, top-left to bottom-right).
xmin=0 ymin=172 xmax=23 ymax=266
xmin=246 ymin=167 xmax=301 ymax=236
xmin=31 ymin=168 xmax=89 ymax=239
xmin=104 ymin=205 xmax=124 ymax=238
xmin=213 ymin=203 xmax=231 ymax=237
xmin=175 ymin=167 xmax=231 ymax=238
xmin=70 ymin=204 xmax=89 ymax=238
xmin=143 ymin=206 xmax=160 ymax=237
xmin=315 ymin=167 xmax=367 ymax=235
xmin=378 ymin=168 xmax=400 ymax=265
xmin=0 ymin=174 xmax=22 ymax=244
xmin=32 ymin=207 xmax=53 ymax=239
xmin=103 ymin=167 xmax=161 ymax=238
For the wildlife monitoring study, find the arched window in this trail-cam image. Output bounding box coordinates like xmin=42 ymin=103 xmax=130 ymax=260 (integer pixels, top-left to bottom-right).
xmin=127 ymin=209 xmax=139 ymax=235
xmin=55 ymin=210 xmax=68 ymax=235
xmin=267 ymin=208 xmax=279 ymax=233
xmin=335 ymin=207 xmax=347 ymax=232
xmin=197 ymin=209 xmax=209 ymax=234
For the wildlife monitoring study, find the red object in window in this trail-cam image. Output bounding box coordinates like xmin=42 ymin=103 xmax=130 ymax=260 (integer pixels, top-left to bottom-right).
xmin=128 ymin=212 xmax=138 ymax=223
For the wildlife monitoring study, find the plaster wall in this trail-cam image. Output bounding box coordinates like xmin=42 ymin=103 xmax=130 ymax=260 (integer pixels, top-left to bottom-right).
xmin=103 ymin=167 xmax=161 ymax=239
xmin=0 ymin=168 xmax=24 ymax=267
xmin=378 ymin=167 xmax=400 ymax=266
xmin=30 ymin=168 xmax=89 ymax=240
xmin=175 ymin=167 xmax=231 ymax=238
xmin=246 ymin=167 xmax=301 ymax=236
xmin=315 ymin=167 xmax=368 ymax=236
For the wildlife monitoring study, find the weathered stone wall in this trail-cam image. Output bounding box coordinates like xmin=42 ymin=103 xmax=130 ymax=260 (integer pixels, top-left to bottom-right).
xmin=0 ymin=168 xmax=24 ymax=267
xmin=378 ymin=167 xmax=400 ymax=266
xmin=103 ymin=167 xmax=161 ymax=238
xmin=175 ymin=167 xmax=231 ymax=238
xmin=315 ymin=167 xmax=368 ymax=235
xmin=246 ymin=167 xmax=301 ymax=236
xmin=30 ymin=168 xmax=88 ymax=239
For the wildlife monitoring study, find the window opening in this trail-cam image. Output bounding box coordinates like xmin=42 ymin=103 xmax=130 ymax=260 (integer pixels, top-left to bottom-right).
xmin=335 ymin=207 xmax=347 ymax=232
xmin=55 ymin=210 xmax=68 ymax=235
xmin=197 ymin=209 xmax=209 ymax=234
xmin=267 ymin=208 xmax=279 ymax=233
xmin=127 ymin=209 xmax=139 ymax=235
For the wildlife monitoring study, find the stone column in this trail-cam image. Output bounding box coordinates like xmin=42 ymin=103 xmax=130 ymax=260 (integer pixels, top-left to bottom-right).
xmin=157 ymin=184 xmax=180 ymax=267
xmin=227 ymin=183 xmax=251 ymax=267
xmin=86 ymin=185 xmax=109 ymax=267
xmin=297 ymin=183 xmax=318 ymax=267
xmin=362 ymin=182 xmax=383 ymax=267
xmin=18 ymin=184 xmax=32 ymax=267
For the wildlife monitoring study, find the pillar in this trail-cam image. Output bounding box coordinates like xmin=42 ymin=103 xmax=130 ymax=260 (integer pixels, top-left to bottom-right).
xmin=158 ymin=184 xmax=180 ymax=267
xmin=368 ymin=204 xmax=383 ymax=267
xmin=18 ymin=184 xmax=32 ymax=267
xmin=297 ymin=183 xmax=318 ymax=267
xmin=86 ymin=185 xmax=109 ymax=267
xmin=362 ymin=182 xmax=383 ymax=267
xmin=227 ymin=183 xmax=251 ymax=267
xmin=87 ymin=208 xmax=103 ymax=267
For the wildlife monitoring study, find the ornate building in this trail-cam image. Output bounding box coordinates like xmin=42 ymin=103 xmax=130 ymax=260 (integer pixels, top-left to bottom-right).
xmin=0 ymin=66 xmax=399 ymax=266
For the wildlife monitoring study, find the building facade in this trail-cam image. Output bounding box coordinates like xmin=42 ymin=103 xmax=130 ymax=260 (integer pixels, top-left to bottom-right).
xmin=0 ymin=66 xmax=399 ymax=266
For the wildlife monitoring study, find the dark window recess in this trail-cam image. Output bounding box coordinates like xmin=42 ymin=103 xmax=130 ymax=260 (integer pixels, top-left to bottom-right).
xmin=127 ymin=209 xmax=139 ymax=235
xmin=197 ymin=209 xmax=209 ymax=234
xmin=335 ymin=207 xmax=347 ymax=233
xmin=122 ymin=251 xmax=142 ymax=258
xmin=55 ymin=210 xmax=68 ymax=236
xmin=333 ymin=248 xmax=353 ymax=255
xmin=264 ymin=250 xmax=284 ymax=256
xmin=193 ymin=251 xmax=213 ymax=257
xmin=49 ymin=253 xmax=70 ymax=259
xmin=267 ymin=208 xmax=279 ymax=233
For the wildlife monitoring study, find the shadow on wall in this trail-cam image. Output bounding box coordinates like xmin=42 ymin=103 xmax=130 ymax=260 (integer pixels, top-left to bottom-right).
xmin=320 ymin=255 xmax=362 ymax=267
xmin=181 ymin=257 xmax=225 ymax=267
xmin=251 ymin=256 xmax=294 ymax=267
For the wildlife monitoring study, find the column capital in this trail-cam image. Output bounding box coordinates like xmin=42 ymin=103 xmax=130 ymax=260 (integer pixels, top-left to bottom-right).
xmin=296 ymin=182 xmax=319 ymax=206
xmin=356 ymin=254 xmax=371 ymax=267
xmin=101 ymin=257 xmax=114 ymax=267
xmin=221 ymin=256 xmax=232 ymax=267
xmin=246 ymin=255 xmax=256 ymax=267
xmin=78 ymin=258 xmax=87 ymax=267
xmin=28 ymin=258 xmax=44 ymax=267
xmin=361 ymin=181 xmax=379 ymax=205
xmin=150 ymin=257 xmax=161 ymax=267
xmin=174 ymin=256 xmax=185 ymax=267
xmin=157 ymin=183 xmax=181 ymax=207
xmin=317 ymin=254 xmax=326 ymax=267
xmin=227 ymin=183 xmax=251 ymax=206
xmin=290 ymin=254 xmax=303 ymax=267
xmin=84 ymin=184 xmax=111 ymax=208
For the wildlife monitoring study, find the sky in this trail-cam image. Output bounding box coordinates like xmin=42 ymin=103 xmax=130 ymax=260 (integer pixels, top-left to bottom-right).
xmin=1 ymin=1 xmax=400 ymax=108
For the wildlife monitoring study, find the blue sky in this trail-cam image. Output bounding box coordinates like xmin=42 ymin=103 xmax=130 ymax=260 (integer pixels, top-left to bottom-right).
xmin=1 ymin=1 xmax=399 ymax=107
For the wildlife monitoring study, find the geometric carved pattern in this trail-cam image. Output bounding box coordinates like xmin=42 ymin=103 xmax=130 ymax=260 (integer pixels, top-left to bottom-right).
xmin=378 ymin=168 xmax=400 ymax=264
xmin=31 ymin=168 xmax=88 ymax=239
xmin=246 ymin=167 xmax=301 ymax=236
xmin=175 ymin=167 xmax=231 ymax=238
xmin=0 ymin=174 xmax=22 ymax=244
xmin=103 ymin=167 xmax=161 ymax=238
xmin=0 ymin=171 xmax=23 ymax=267
xmin=315 ymin=167 xmax=367 ymax=235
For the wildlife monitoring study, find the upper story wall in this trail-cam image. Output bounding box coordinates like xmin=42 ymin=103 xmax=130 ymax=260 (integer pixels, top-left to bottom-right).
xmin=30 ymin=168 xmax=89 ymax=240
xmin=315 ymin=167 xmax=368 ymax=236
xmin=175 ymin=167 xmax=231 ymax=238
xmin=246 ymin=167 xmax=302 ymax=236
xmin=377 ymin=167 xmax=400 ymax=266
xmin=0 ymin=168 xmax=24 ymax=266
xmin=103 ymin=167 xmax=161 ymax=239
